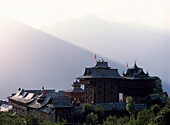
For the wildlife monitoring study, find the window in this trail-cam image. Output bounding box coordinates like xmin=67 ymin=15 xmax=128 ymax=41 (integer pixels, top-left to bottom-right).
xmin=119 ymin=93 xmax=123 ymax=102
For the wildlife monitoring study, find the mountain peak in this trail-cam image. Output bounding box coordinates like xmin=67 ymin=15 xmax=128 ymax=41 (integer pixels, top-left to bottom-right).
xmin=77 ymin=13 xmax=107 ymax=23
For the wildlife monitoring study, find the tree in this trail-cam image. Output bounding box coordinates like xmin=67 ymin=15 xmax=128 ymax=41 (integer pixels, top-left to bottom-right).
xmin=94 ymin=104 xmax=104 ymax=123
xmin=82 ymin=104 xmax=93 ymax=116
xmin=163 ymin=91 xmax=168 ymax=100
xmin=116 ymin=116 xmax=129 ymax=125
xmin=56 ymin=116 xmax=67 ymax=125
xmin=126 ymin=96 xmax=136 ymax=116
xmin=103 ymin=115 xmax=117 ymax=125
xmin=153 ymin=76 xmax=163 ymax=94
xmin=150 ymin=104 xmax=161 ymax=116
xmin=0 ymin=112 xmax=53 ymax=125
xmin=85 ymin=112 xmax=98 ymax=125
xmin=136 ymin=109 xmax=153 ymax=125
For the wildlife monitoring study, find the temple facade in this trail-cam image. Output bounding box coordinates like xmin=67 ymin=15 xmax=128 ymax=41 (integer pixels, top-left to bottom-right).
xmin=77 ymin=60 xmax=156 ymax=104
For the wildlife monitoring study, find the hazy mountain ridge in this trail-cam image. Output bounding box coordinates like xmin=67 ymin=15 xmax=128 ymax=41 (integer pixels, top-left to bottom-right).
xmin=0 ymin=16 xmax=124 ymax=99
xmin=41 ymin=14 xmax=170 ymax=94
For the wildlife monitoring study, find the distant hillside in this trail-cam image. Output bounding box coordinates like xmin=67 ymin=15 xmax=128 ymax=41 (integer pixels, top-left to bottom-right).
xmin=0 ymin=16 xmax=123 ymax=100
xmin=41 ymin=14 xmax=170 ymax=94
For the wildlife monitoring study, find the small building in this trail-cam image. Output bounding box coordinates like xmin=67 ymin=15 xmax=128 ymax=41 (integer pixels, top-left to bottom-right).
xmin=65 ymin=81 xmax=84 ymax=103
xmin=8 ymin=88 xmax=72 ymax=123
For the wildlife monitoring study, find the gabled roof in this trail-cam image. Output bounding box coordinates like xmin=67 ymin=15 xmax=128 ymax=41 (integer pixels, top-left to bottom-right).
xmin=77 ymin=60 xmax=122 ymax=79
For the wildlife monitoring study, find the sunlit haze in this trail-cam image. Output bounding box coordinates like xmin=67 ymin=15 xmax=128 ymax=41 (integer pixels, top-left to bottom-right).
xmin=0 ymin=0 xmax=170 ymax=29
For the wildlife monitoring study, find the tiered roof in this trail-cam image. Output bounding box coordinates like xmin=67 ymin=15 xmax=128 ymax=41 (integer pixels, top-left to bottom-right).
xmin=78 ymin=60 xmax=122 ymax=79
xmin=65 ymin=81 xmax=84 ymax=93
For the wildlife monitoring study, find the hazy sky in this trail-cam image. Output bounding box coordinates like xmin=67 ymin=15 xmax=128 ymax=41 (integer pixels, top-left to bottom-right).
xmin=0 ymin=0 xmax=169 ymax=29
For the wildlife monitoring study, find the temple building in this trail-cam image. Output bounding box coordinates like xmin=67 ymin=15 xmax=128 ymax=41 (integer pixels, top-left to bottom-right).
xmin=65 ymin=80 xmax=84 ymax=103
xmin=77 ymin=60 xmax=156 ymax=104
xmin=7 ymin=60 xmax=157 ymax=122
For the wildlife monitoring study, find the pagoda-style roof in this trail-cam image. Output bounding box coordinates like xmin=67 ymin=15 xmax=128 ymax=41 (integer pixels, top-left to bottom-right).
xmin=77 ymin=60 xmax=122 ymax=79
xmin=123 ymin=62 xmax=154 ymax=80
xmin=65 ymin=81 xmax=84 ymax=93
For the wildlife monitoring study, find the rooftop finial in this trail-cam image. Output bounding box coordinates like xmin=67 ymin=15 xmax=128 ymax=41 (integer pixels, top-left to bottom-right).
xmin=134 ymin=60 xmax=136 ymax=64
xmin=134 ymin=60 xmax=138 ymax=69
xmin=102 ymin=58 xmax=104 ymax=62
xmin=18 ymin=87 xmax=21 ymax=91
xmin=146 ymin=71 xmax=149 ymax=76
xmin=122 ymin=71 xmax=125 ymax=76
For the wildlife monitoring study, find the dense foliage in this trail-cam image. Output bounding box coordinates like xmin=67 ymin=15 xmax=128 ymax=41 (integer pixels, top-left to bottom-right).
xmin=0 ymin=112 xmax=66 ymax=125
xmin=71 ymin=97 xmax=170 ymax=125
xmin=153 ymin=76 xmax=163 ymax=94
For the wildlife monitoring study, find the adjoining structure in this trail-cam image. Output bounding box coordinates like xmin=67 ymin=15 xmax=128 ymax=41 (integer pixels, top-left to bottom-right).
xmin=8 ymin=88 xmax=72 ymax=123
xmin=65 ymin=80 xmax=84 ymax=103
xmin=78 ymin=60 xmax=156 ymax=104
xmin=121 ymin=62 xmax=156 ymax=103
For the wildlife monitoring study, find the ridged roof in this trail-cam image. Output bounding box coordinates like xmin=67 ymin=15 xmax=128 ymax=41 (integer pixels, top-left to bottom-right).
xmin=123 ymin=62 xmax=154 ymax=79
xmin=78 ymin=60 xmax=122 ymax=79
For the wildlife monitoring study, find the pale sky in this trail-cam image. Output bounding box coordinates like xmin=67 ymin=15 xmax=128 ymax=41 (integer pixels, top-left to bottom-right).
xmin=0 ymin=0 xmax=170 ymax=29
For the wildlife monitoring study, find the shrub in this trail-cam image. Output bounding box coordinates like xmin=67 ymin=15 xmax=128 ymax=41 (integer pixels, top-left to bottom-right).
xmin=85 ymin=112 xmax=98 ymax=125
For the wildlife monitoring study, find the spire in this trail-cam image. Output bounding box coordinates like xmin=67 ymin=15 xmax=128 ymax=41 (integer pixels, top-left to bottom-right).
xmin=133 ymin=60 xmax=139 ymax=69
xmin=146 ymin=71 xmax=149 ymax=76
xmin=41 ymin=86 xmax=44 ymax=91
xmin=102 ymin=58 xmax=104 ymax=62
xmin=122 ymin=71 xmax=125 ymax=76
xmin=18 ymin=87 xmax=21 ymax=91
